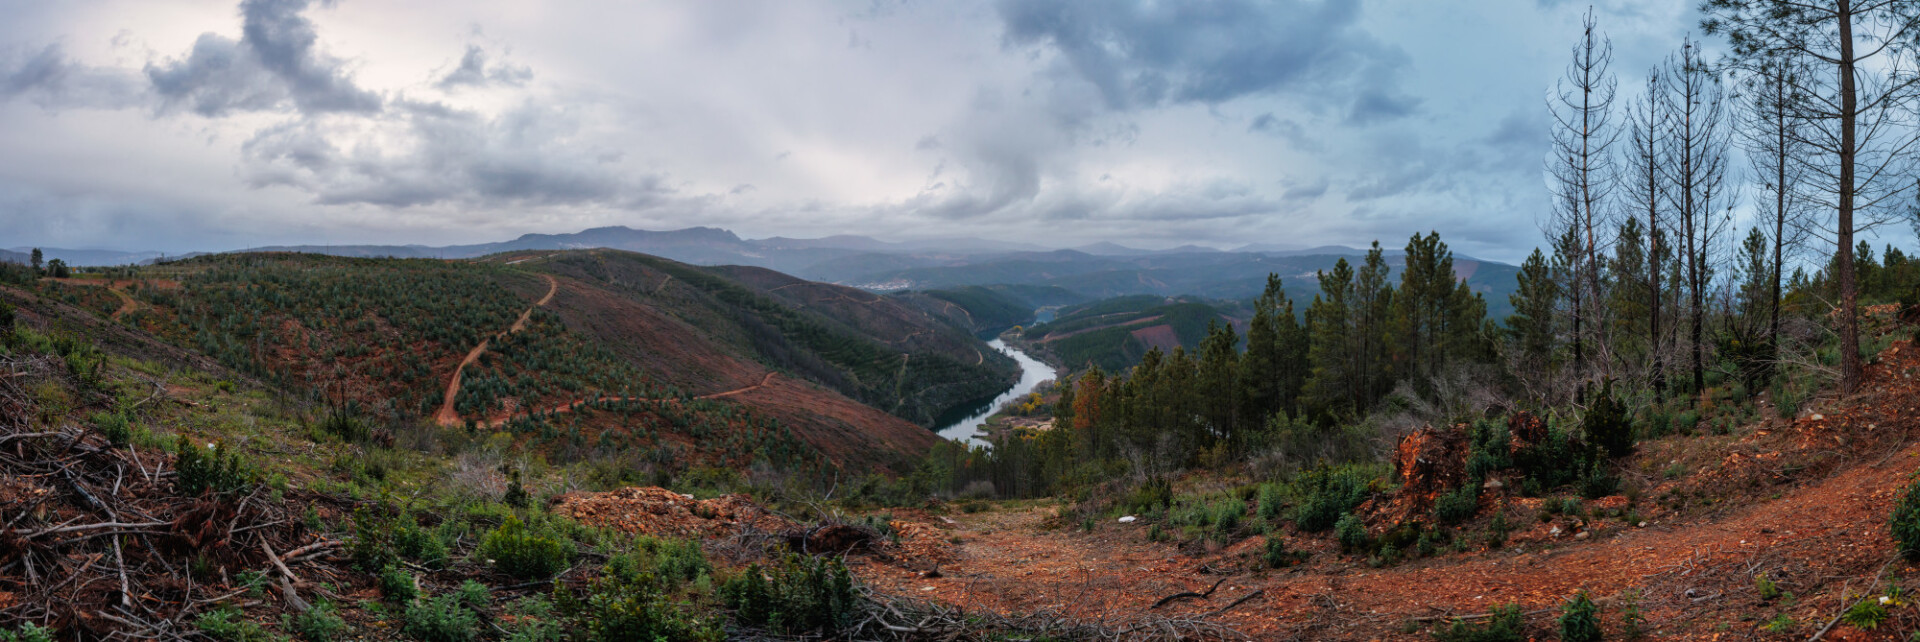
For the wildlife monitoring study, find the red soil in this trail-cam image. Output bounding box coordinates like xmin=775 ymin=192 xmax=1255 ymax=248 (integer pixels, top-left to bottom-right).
xmin=859 ymin=339 xmax=1920 ymax=639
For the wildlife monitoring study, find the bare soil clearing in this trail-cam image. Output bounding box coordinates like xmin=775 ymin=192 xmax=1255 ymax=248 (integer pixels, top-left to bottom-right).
xmin=857 ymin=338 xmax=1920 ymax=640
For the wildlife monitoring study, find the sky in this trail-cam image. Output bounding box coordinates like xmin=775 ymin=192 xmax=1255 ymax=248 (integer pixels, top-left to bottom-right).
xmin=0 ymin=0 xmax=1790 ymax=263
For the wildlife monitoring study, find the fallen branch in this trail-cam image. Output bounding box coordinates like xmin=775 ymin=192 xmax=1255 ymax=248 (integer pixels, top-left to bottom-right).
xmin=1204 ymin=590 xmax=1263 ymax=618
xmin=260 ymin=539 xmax=310 ymax=612
xmin=1150 ymin=577 xmax=1229 ymax=609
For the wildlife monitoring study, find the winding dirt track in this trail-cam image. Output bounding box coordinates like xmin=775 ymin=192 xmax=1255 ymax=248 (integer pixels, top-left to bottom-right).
xmin=696 ymin=372 xmax=777 ymax=400
xmin=433 ymin=274 xmax=557 ymax=427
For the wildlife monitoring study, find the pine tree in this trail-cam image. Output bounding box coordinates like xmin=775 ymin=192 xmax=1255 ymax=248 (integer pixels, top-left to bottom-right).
xmin=1509 ymin=249 xmax=1560 ymax=373
xmin=1306 ymin=259 xmax=1356 ymax=416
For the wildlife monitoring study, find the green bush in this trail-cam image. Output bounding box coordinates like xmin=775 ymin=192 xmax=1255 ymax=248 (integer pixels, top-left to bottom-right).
xmin=1256 ymin=483 xmax=1285 ymax=521
xmin=1126 ymin=477 xmax=1174 ymax=514
xmin=1263 ymin=536 xmax=1305 ymax=568
xmin=1891 ymin=478 xmax=1920 ymax=561
xmin=1432 ymin=603 xmax=1525 ymax=642
xmin=455 ymin=580 xmax=490 ymax=611
xmin=194 ymin=606 xmax=282 ymax=642
xmin=1335 ymin=514 xmax=1368 ymax=552
xmin=1294 ymin=466 xmax=1372 ymax=532
xmin=174 ymin=436 xmax=257 ymax=497
xmin=572 ymin=572 xmax=723 ymax=642
xmin=394 ymin=515 xmax=450 ymax=570
xmin=93 ymin=411 xmax=132 ymax=447
xmin=349 ymin=509 xmax=400 ymax=573
xmin=477 ymin=517 xmax=575 ymax=580
xmin=403 ymin=593 xmax=480 ymax=642
xmin=379 ymin=566 xmax=419 ymax=604
xmin=720 ymin=554 xmax=860 ymax=636
xmin=1466 ymin=420 xmax=1512 ymax=479
xmin=284 ymin=599 xmax=349 ymax=642
xmin=1433 ymin=485 xmax=1479 ymax=525
xmin=1842 ymin=596 xmax=1889 ymax=630
xmin=1559 ymin=590 xmax=1601 ymax=642
xmin=0 ymin=623 xmax=55 ymax=642
xmin=1584 ymin=381 xmax=1633 ymax=458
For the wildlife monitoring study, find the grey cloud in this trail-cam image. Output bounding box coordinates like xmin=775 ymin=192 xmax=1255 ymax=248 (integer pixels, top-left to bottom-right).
xmin=147 ymin=0 xmax=379 ymax=116
xmin=996 ymin=0 xmax=1416 ymax=123
xmin=1 ymin=44 xmax=145 ymax=109
xmin=240 ymin=99 xmax=661 ymax=209
xmin=435 ymin=45 xmax=532 ymax=90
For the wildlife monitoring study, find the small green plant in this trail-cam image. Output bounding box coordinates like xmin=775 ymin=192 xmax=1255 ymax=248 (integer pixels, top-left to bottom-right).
xmin=1892 ymin=477 xmax=1920 ymax=561
xmin=455 ymin=580 xmax=490 ymax=610
xmin=379 ymin=566 xmax=419 ymax=604
xmin=503 ymin=468 xmax=531 ymax=509
xmin=1558 ymin=590 xmax=1601 ymax=642
xmin=195 ymin=606 xmax=283 ymax=642
xmin=1762 ymin=613 xmax=1794 ymax=633
xmin=1256 ymin=483 xmax=1285 ymax=520
xmin=1433 ymin=485 xmax=1479 ymax=525
xmin=1485 ymin=512 xmax=1511 ymax=549
xmin=394 ymin=515 xmax=450 ymax=570
xmin=349 ymin=509 xmax=400 ymax=573
xmin=503 ymin=596 xmax=563 ymax=642
xmin=403 ymin=593 xmax=481 ymax=642
xmin=1842 ymin=595 xmax=1890 ymax=630
xmin=93 ymin=411 xmax=132 ymax=446
xmin=1335 ymin=514 xmax=1368 ymax=553
xmin=1618 ymin=588 xmax=1645 ymax=639
xmin=1755 ymin=573 xmax=1782 ymax=600
xmin=174 ymin=436 xmax=257 ymax=497
xmin=477 ymin=516 xmax=574 ymax=580
xmin=1432 ymin=603 xmax=1525 ymax=642
xmin=284 ymin=599 xmax=349 ymax=642
xmin=1263 ymin=536 xmax=1306 ymax=569
xmin=720 ymin=554 xmax=860 ymax=636
xmin=0 ymin=623 xmax=55 ymax=642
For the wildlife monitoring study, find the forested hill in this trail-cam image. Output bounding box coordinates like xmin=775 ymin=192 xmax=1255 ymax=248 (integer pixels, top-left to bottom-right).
xmin=30 ymin=250 xmax=1018 ymax=470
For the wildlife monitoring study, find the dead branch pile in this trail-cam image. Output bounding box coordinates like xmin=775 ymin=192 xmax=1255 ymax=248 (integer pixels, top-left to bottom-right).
xmin=837 ymin=588 xmax=1248 ymax=642
xmin=0 ymin=417 xmax=345 ymax=639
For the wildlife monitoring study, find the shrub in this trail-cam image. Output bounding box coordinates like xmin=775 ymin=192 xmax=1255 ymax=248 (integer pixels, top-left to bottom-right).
xmin=1263 ymin=536 xmax=1305 ymax=568
xmin=379 ymin=566 xmax=419 ymax=604
xmin=194 ymin=606 xmax=280 ymax=642
xmin=1294 ymin=466 xmax=1372 ymax=532
xmin=455 ymin=580 xmax=490 ymax=611
xmin=478 ymin=517 xmax=574 ymax=580
xmin=1584 ymin=381 xmax=1633 ymax=458
xmin=572 ymin=572 xmax=723 ymax=642
xmin=1433 ymin=485 xmax=1479 ymax=525
xmin=1891 ymin=478 xmax=1920 ymax=561
xmin=1466 ymin=420 xmax=1512 ymax=479
xmin=349 ymin=509 xmax=400 ymax=573
xmin=1335 ymin=514 xmax=1368 ymax=553
xmin=0 ymin=623 xmax=54 ymax=642
xmin=1755 ymin=573 xmax=1783 ymax=600
xmin=1432 ymin=603 xmax=1525 ymax=642
xmin=1126 ymin=477 xmax=1174 ymax=514
xmin=1580 ymin=465 xmax=1620 ymax=500
xmin=720 ymin=554 xmax=860 ymax=636
xmin=403 ymin=593 xmax=480 ymax=642
xmin=394 ymin=515 xmax=450 ymax=570
xmin=317 ymin=405 xmax=369 ymax=443
xmin=1559 ymin=590 xmax=1601 ymax=642
xmin=93 ymin=411 xmax=132 ymax=447
xmin=175 ymin=436 xmax=257 ymax=497
xmin=284 ymin=599 xmax=349 ymax=642
xmin=1842 ymin=596 xmax=1889 ymax=630
xmin=1256 ymin=483 xmax=1285 ymax=521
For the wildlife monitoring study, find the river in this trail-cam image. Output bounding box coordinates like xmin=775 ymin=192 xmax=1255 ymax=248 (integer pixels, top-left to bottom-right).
xmin=934 ymin=339 xmax=1057 ymax=446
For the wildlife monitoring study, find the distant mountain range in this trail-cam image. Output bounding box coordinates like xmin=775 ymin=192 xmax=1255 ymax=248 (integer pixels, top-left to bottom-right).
xmin=5 ymin=226 xmax=1522 ymax=317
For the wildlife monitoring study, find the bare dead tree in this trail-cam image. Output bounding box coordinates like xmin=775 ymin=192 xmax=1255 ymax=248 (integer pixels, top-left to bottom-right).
xmin=1622 ymin=65 xmax=1671 ymax=402
xmin=1704 ymin=0 xmax=1920 ymax=393
xmin=1660 ymin=38 xmax=1734 ymax=399
xmin=1548 ymin=7 xmax=1621 ymax=388
xmin=1736 ymin=58 xmax=1814 ymax=351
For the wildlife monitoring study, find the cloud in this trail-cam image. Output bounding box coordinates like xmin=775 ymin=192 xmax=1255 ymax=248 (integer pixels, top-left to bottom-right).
xmin=995 ymin=0 xmax=1416 ymax=123
xmin=240 ymin=99 xmax=666 ymax=209
xmin=435 ymin=45 xmax=532 ymax=90
xmin=1 ymin=43 xmax=145 ymax=109
xmin=146 ymin=0 xmax=380 ymax=116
